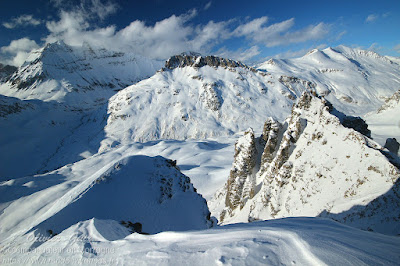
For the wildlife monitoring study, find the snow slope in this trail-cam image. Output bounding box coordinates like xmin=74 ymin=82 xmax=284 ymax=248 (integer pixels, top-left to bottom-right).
xmin=258 ymin=46 xmax=400 ymax=117
xmin=210 ymin=92 xmax=400 ymax=235
xmin=1 ymin=46 xmax=400 ymax=264
xmin=0 ymin=151 xmax=212 ymax=244
xmin=1 ymin=217 xmax=399 ymax=265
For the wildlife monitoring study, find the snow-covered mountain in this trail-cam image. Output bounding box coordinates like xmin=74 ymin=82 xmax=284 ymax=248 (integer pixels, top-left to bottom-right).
xmin=258 ymin=46 xmax=400 ymax=117
xmin=0 ymin=41 xmax=162 ymax=108
xmin=1 ymin=44 xmax=400 ymax=264
xmin=103 ymin=53 xmax=314 ymax=144
xmin=0 ymin=41 xmax=162 ymax=179
xmin=210 ymin=92 xmax=400 ymax=235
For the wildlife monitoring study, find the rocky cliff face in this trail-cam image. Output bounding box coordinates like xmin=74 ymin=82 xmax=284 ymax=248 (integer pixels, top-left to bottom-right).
xmin=0 ymin=63 xmax=17 ymax=82
xmin=210 ymin=92 xmax=400 ymax=235
xmin=164 ymin=52 xmax=255 ymax=72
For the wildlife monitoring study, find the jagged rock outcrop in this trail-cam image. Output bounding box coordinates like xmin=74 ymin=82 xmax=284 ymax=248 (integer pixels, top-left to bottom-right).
xmin=377 ymin=89 xmax=400 ymax=113
xmin=223 ymin=129 xmax=257 ymax=217
xmin=210 ymin=92 xmax=400 ymax=235
xmin=259 ymin=117 xmax=283 ymax=172
xmin=200 ymin=82 xmax=223 ymax=111
xmin=164 ymin=53 xmax=255 ymax=71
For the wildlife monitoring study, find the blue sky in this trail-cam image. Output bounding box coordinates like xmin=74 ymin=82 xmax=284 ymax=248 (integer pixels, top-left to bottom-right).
xmin=0 ymin=0 xmax=399 ymax=66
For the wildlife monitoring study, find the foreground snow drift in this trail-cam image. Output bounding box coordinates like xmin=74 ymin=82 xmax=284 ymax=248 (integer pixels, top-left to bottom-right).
xmin=1 ymin=217 xmax=399 ymax=265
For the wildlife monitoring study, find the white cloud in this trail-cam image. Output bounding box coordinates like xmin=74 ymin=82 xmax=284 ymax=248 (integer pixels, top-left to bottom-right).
xmin=233 ymin=16 xmax=269 ymax=36
xmin=365 ymin=14 xmax=379 ymax=23
xmin=1 ymin=3 xmax=332 ymax=65
xmin=2 ymin=14 xmax=41 ymax=29
xmin=49 ymin=0 xmax=117 ymax=20
xmin=335 ymin=30 xmax=347 ymax=41
xmin=217 ymin=45 xmax=261 ymax=63
xmin=204 ymin=1 xmax=212 ymax=10
xmin=0 ymin=38 xmax=40 ymax=66
xmin=233 ymin=17 xmax=329 ymax=47
xmin=270 ymin=44 xmax=328 ymax=59
xmin=44 ymin=9 xmax=229 ymax=60
xmin=394 ymin=44 xmax=400 ymax=54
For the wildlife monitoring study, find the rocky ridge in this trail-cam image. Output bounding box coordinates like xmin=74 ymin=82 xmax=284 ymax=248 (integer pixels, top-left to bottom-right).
xmin=210 ymin=92 xmax=400 ymax=235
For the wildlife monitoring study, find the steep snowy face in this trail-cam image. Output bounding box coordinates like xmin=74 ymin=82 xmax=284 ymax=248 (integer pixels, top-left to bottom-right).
xmin=104 ymin=54 xmax=315 ymax=144
xmin=210 ymin=92 xmax=400 ymax=235
xmin=0 ymin=41 xmax=162 ymax=107
xmin=257 ymin=46 xmax=400 ymax=116
xmin=0 ymin=153 xmax=212 ymax=242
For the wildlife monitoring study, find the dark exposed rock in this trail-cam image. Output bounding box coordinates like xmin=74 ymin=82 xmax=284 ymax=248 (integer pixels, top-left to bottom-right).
xmin=324 ymin=96 xmax=372 ymax=138
xmin=200 ymin=82 xmax=223 ymax=111
xmin=341 ymin=116 xmax=371 ymax=138
xmin=385 ymin=138 xmax=400 ymax=155
xmin=164 ymin=53 xmax=257 ymax=72
xmin=0 ymin=63 xmax=17 ymax=82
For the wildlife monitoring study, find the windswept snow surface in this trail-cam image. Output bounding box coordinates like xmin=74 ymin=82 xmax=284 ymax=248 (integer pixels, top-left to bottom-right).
xmin=1 ymin=217 xmax=399 ymax=265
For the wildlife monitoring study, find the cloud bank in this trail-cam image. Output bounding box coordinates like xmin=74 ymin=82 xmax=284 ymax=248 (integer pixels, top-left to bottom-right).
xmin=1 ymin=1 xmax=330 ymax=66
xmin=0 ymin=38 xmax=39 ymax=66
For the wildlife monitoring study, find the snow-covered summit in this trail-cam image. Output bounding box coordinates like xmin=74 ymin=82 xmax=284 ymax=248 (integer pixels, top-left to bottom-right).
xmin=104 ymin=54 xmax=316 ymax=144
xmin=0 ymin=41 xmax=162 ymax=107
xmin=258 ymin=46 xmax=400 ymax=116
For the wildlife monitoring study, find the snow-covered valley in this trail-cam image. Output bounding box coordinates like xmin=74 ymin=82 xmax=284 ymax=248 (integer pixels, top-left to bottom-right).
xmin=1 ymin=42 xmax=400 ymax=265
